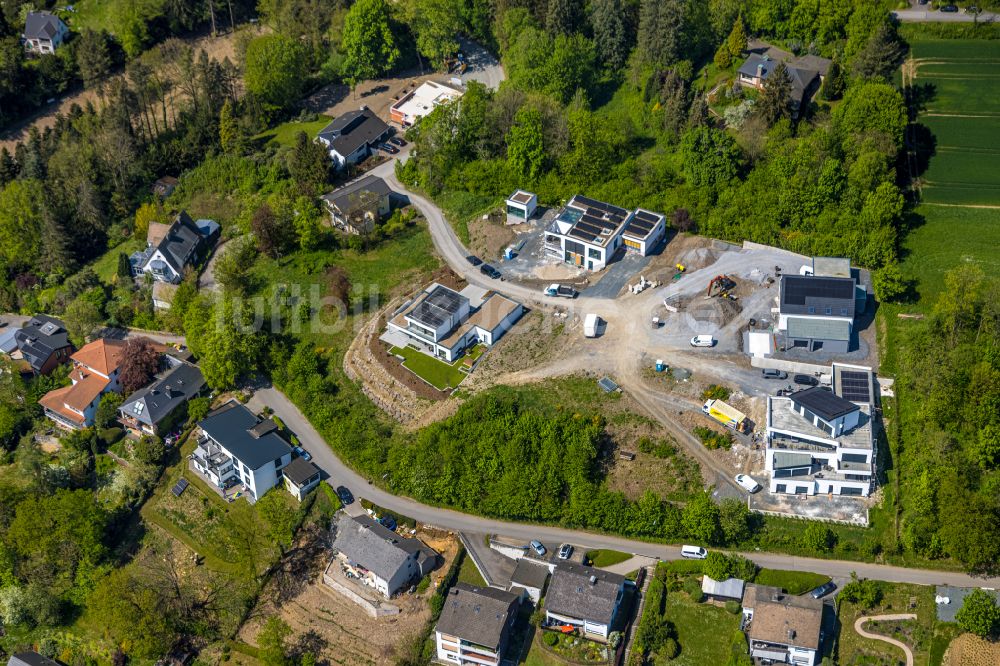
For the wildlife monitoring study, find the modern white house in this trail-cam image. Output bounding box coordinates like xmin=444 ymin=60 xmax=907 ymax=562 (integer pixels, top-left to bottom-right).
xmin=38 ymin=338 xmax=127 ymax=430
xmin=23 ymin=11 xmax=69 ymax=54
xmin=281 ymin=456 xmax=322 ymax=501
xmin=316 ymin=108 xmax=391 ymax=169
xmin=130 ymin=212 xmax=217 ymax=284
xmin=776 ymin=258 xmax=867 ymax=354
xmin=390 ymin=80 xmax=463 ymax=127
xmin=435 ymin=584 xmax=521 ymax=666
xmin=765 ymin=367 xmax=876 ymax=497
xmin=191 ymin=402 xmax=293 ymax=501
xmin=505 ymin=190 xmax=538 ymax=224
xmin=385 ymin=283 xmax=523 ymax=362
xmin=742 ymin=584 xmax=823 ymax=666
xmin=544 ymin=195 xmax=665 ymax=271
xmin=332 ymin=514 xmax=438 ymax=598
xmin=544 ymin=563 xmax=629 ymax=641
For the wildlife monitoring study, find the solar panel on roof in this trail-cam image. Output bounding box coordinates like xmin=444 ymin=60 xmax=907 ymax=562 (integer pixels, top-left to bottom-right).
xmin=839 ymin=370 xmax=871 ymax=403
xmin=783 ymin=276 xmax=855 ymax=305
xmin=634 ymin=210 xmax=660 ymax=223
xmin=569 ymin=227 xmax=597 ymax=242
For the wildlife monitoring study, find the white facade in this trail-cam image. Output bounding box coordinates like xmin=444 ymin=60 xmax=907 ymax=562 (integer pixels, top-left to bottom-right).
xmin=335 ymin=551 xmax=418 ymax=598
xmin=436 ymin=631 xmax=504 ymax=666
xmin=24 ymin=13 xmax=68 ymax=54
xmin=545 ymin=610 xmax=613 ymax=639
xmin=506 ymin=190 xmax=538 ymax=224
xmin=191 ymin=431 xmax=292 ymax=501
xmin=390 ymin=80 xmax=463 ymax=127
xmin=543 ymin=196 xmax=665 ymax=271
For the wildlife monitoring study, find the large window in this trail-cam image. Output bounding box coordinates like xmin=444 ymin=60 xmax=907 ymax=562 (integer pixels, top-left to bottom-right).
xmin=588 ymin=247 xmax=601 ymax=260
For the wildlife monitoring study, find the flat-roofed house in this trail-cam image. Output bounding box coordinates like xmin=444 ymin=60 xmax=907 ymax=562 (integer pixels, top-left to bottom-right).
xmin=435 ymin=584 xmax=521 ymax=666
xmin=621 ymin=208 xmax=666 ymax=256
xmin=39 ymin=338 xmax=127 ymax=430
xmin=778 ymin=274 xmax=858 ymax=353
xmin=506 ymin=190 xmax=538 ymax=224
xmin=544 ymin=562 xmax=629 ymax=640
xmin=390 ymin=80 xmax=463 ymax=127
xmin=332 ymin=514 xmax=438 ymax=597
xmin=742 ymin=584 xmax=823 ymax=666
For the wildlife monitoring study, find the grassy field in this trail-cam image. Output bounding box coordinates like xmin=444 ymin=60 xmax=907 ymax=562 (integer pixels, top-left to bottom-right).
xmin=390 ymin=345 xmax=467 ymax=390
xmin=67 ymin=0 xmax=165 ymax=32
xmin=585 ymin=549 xmax=632 ymax=567
xmin=87 ymin=237 xmax=145 ymax=284
xmin=666 ymin=587 xmax=743 ymax=666
xmin=754 ymin=569 xmax=829 ymax=596
xmin=456 ymin=552 xmax=487 ymax=587
xmin=255 ymin=115 xmax=334 ymax=148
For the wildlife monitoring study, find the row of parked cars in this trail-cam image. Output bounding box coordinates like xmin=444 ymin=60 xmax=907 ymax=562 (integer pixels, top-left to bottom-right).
xmin=760 ymin=369 xmax=821 ymax=386
xmin=465 ymin=254 xmax=503 ymax=279
xmin=378 ymin=135 xmax=407 ymax=155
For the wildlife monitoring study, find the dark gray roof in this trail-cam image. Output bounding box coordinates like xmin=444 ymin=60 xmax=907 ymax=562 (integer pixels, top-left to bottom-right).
xmin=511 ymin=559 xmax=550 ymax=589
xmin=156 ymin=211 xmax=207 ymax=275
xmin=118 ymin=362 xmax=205 ymax=426
xmin=790 ymin=386 xmax=859 ymax=422
xmin=779 ymin=275 xmax=856 ymax=318
xmin=198 ymin=402 xmax=292 ymax=470
xmin=332 ymin=514 xmax=414 ymax=582
xmin=435 ymin=583 xmax=520 ymax=649
xmin=24 ymin=11 xmax=65 ymax=40
xmin=738 ymin=54 xmax=819 ymax=104
xmin=282 ymin=456 xmax=320 ymax=487
xmin=317 ymin=109 xmax=390 ymax=158
xmin=321 ymin=175 xmax=393 ymax=213
xmin=409 ymin=285 xmax=467 ymax=329
xmin=15 ymin=314 xmax=71 ymax=372
xmin=8 ymin=653 xmax=61 ymax=666
xmin=545 ymin=562 xmax=626 ymax=626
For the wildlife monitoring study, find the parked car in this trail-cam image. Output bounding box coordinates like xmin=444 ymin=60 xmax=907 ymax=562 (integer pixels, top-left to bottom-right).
xmin=388 ymin=135 xmax=407 ymax=147
xmin=690 ymin=335 xmax=716 ymax=347
xmin=811 ymin=581 xmax=837 ymax=599
xmin=379 ymin=143 xmax=399 ymax=155
xmin=558 ymin=544 xmax=574 ymax=560
xmin=480 ymin=263 xmax=502 ymax=279
xmin=293 ymin=446 xmax=312 ymax=462
xmin=735 ymin=474 xmax=761 ymax=493
xmin=529 ymin=540 xmax=546 ymax=556
xmin=336 ymin=486 xmax=354 ymax=505
xmin=793 ymin=374 xmax=819 ymax=386
xmin=681 ymin=545 xmax=708 ymax=559
xmin=380 ymin=515 xmax=397 ymax=531
xmin=940 ymin=4 xmax=959 ymax=11
xmin=762 ymin=368 xmax=788 ymax=380
xmin=466 ymin=255 xmax=483 ymax=267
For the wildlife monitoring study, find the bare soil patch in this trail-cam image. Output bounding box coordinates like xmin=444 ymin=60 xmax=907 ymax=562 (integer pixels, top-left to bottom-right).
xmin=463 ymin=310 xmax=576 ymax=390
xmin=604 ymin=416 xmax=702 ymax=502
xmin=944 ymin=633 xmax=1000 ymax=666
xmin=305 ymin=68 xmax=438 ymax=122
xmin=467 ymin=211 xmax=516 ymax=260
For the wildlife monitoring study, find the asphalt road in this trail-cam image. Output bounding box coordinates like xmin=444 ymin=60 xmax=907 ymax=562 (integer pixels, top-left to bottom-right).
xmin=893 ymin=7 xmax=1000 ymax=21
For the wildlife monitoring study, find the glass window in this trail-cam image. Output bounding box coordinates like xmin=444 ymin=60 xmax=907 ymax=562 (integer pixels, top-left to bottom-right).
xmin=776 ymin=484 xmax=787 ymax=493
xmin=588 ymin=248 xmax=601 ymax=259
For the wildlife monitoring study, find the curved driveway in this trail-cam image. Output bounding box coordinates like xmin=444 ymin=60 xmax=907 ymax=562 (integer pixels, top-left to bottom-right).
xmin=854 ymin=614 xmax=917 ymax=666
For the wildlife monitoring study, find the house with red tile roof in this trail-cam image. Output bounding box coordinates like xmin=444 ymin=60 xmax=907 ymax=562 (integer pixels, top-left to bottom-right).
xmin=39 ymin=338 xmax=129 ymax=430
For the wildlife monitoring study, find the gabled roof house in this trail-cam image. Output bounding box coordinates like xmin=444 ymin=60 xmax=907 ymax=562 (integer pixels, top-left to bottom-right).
xmin=23 ymin=11 xmax=69 ymax=54
xmin=320 ymin=175 xmax=393 ymax=235
xmin=742 ymin=584 xmax=824 ymax=666
xmin=12 ymin=314 xmax=73 ymax=375
xmin=435 ymin=584 xmax=521 ymax=666
xmin=332 ymin=514 xmax=438 ymax=597
xmin=130 ymin=211 xmax=216 ymax=284
xmin=38 ymin=338 xmax=127 ymax=429
xmin=544 ymin=562 xmax=629 ymax=640
xmin=118 ymin=360 xmax=205 ymax=436
xmin=316 ymin=108 xmax=391 ymax=169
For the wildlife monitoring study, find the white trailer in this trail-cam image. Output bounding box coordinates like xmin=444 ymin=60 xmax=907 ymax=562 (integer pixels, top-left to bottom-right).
xmin=584 ymin=313 xmax=599 ymax=338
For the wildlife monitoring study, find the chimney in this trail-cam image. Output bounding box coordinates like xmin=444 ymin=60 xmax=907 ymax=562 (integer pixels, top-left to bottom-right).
xmin=757 ymin=63 xmax=764 ymax=78
xmin=589 ymin=575 xmax=598 ymax=585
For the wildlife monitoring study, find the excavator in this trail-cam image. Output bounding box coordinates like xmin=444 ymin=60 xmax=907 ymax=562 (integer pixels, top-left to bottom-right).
xmin=706 ymin=275 xmax=736 ymax=298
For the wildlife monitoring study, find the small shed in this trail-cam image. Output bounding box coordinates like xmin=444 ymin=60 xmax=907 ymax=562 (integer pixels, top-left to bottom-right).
xmin=702 ymin=576 xmax=745 ymax=601
xmin=509 ymin=558 xmax=550 ymax=603
xmin=505 ymin=190 xmax=537 ymax=224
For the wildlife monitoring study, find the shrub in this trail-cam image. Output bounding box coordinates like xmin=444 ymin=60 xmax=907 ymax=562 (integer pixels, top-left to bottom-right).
xmin=700 ymin=384 xmax=731 ymax=401
xmin=661 ymin=637 xmax=679 ymax=659
xmin=543 ymin=631 xmax=559 ymax=647
xmin=840 ymin=575 xmax=882 ymax=609
xmin=99 ymin=427 xmax=124 ymax=447
xmin=725 ymin=600 xmax=741 ymax=614
xmin=416 ymin=575 xmax=431 ymax=594
xmin=692 ymin=426 xmax=732 ymax=450
xmin=683 ymin=577 xmax=704 ymax=602
xmin=800 ymin=523 xmax=837 ymax=552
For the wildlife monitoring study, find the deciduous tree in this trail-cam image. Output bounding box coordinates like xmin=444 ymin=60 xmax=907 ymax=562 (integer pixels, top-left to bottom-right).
xmin=956 ymin=588 xmax=1000 ymax=638
xmin=119 ymin=337 xmax=162 ymax=394
xmin=342 ymin=0 xmax=400 ymax=81
xmin=244 ymin=34 xmax=307 ymax=111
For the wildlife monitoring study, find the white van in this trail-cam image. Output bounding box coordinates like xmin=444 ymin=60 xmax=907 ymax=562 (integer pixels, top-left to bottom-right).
xmin=690 ymin=335 xmax=716 ymax=347
xmin=681 ymin=545 xmax=708 ymax=559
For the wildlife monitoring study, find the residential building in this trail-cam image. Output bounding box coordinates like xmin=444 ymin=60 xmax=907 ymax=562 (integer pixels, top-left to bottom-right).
xmin=282 ymin=456 xmax=321 ymax=501
xmin=765 ymin=367 xmax=876 ymax=497
xmin=130 ymin=211 xmax=215 ymax=284
xmin=331 ymin=514 xmax=438 ymax=598
xmin=506 ymin=190 xmax=537 ymax=224
xmin=435 ymin=583 xmax=521 ymax=666
xmin=737 ymin=52 xmax=831 ymax=116
xmin=544 ymin=195 xmax=665 ymax=271
xmin=11 ymin=314 xmax=73 ymax=375
xmin=777 ymin=267 xmax=864 ymax=353
xmin=385 ymin=283 xmax=523 ymax=362
xmin=118 ymin=360 xmax=206 ymax=437
xmin=544 ymin=562 xmax=629 ymax=640
xmin=742 ymin=584 xmax=823 ymax=666
xmin=316 ymin=108 xmax=391 ymax=169
xmin=321 ymin=175 xmax=393 ymax=235
xmin=390 ymin=80 xmax=463 ymax=127
xmin=7 ymin=652 xmax=62 ymax=666
xmin=192 ymin=402 xmax=293 ymax=501
xmin=23 ymin=11 xmax=69 ymax=54
xmin=509 ymin=558 xmax=550 ymax=603
xmin=702 ymin=576 xmax=745 ymax=602
xmin=39 ymin=338 xmax=127 ymax=429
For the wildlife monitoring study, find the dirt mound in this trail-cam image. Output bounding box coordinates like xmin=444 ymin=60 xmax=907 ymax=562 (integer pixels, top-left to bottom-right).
xmin=685 ymin=295 xmax=743 ymax=327
xmin=679 ymin=246 xmax=721 ymax=271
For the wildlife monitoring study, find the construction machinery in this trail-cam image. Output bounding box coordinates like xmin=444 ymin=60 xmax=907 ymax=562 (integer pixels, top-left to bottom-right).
xmin=706 ymin=274 xmax=736 ymax=298
xmin=675 ymin=263 xmax=686 ymax=272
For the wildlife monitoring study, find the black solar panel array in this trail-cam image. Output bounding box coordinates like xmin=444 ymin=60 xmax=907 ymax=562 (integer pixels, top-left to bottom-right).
xmin=575 ymin=195 xmax=628 ymax=218
xmin=792 ymin=386 xmax=858 ymax=422
xmin=624 ymin=210 xmax=663 ymax=239
xmin=410 ymin=286 xmax=463 ymax=328
xmin=839 ymin=370 xmax=871 ymax=403
xmin=171 ymin=477 xmax=189 ymax=497
xmin=783 ymin=276 xmax=855 ymax=305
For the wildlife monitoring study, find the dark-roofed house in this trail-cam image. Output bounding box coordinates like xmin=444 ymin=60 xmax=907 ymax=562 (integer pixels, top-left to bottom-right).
xmin=321 ymin=175 xmax=393 ymax=234
xmin=13 ymin=314 xmax=73 ymax=375
xmin=544 ymin=562 xmax=629 ymax=640
xmin=316 ymin=108 xmax=391 ymax=169
xmin=8 ymin=652 xmax=62 ymax=666
xmin=118 ymin=360 xmax=206 ymax=437
xmin=23 ymin=11 xmax=69 ymax=54
xmin=742 ymin=584 xmax=823 ymax=666
xmin=332 ymin=514 xmax=438 ymax=597
xmin=130 ymin=211 xmax=215 ymax=284
xmin=778 ymin=273 xmax=858 ymax=353
xmin=737 ymin=52 xmax=831 ymax=117
xmin=282 ymin=455 xmax=321 ymax=500
xmin=509 ymin=558 xmax=550 ymax=602
xmin=435 ymin=583 xmax=521 ymax=665
xmin=192 ymin=402 xmax=293 ymax=501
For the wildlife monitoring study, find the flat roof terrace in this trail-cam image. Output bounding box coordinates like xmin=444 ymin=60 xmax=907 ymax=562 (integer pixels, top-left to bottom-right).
xmin=550 ymin=195 xmax=632 ymax=248
xmin=768 ymin=397 xmax=872 ymax=450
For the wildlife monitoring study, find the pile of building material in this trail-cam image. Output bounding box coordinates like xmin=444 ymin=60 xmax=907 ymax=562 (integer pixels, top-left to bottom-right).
xmin=628 ymin=275 xmax=660 ymax=294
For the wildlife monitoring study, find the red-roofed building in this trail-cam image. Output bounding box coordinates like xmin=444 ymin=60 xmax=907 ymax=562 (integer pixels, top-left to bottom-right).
xmin=39 ymin=338 xmax=129 ymax=429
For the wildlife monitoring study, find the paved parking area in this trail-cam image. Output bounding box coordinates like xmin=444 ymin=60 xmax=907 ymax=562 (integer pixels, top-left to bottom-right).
xmin=582 ymin=252 xmax=653 ymax=299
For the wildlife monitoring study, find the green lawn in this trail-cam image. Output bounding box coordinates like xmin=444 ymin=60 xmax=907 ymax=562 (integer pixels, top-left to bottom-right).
xmin=67 ymin=0 xmax=166 ymax=32
xmin=585 ymin=549 xmax=632 ymax=567
xmin=456 ymin=552 xmax=487 ymax=586
xmin=87 ymin=237 xmax=145 ymax=284
xmin=390 ymin=345 xmax=467 ymax=390
xmin=754 ymin=569 xmax=829 ymax=596
xmin=255 ymin=115 xmax=334 ymax=148
xmin=666 ymin=587 xmax=742 ymax=666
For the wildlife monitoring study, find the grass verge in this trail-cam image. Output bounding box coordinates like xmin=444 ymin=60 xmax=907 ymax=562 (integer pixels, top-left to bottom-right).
xmin=586 ymin=549 xmax=632 ymax=568
xmin=754 ymin=569 xmax=830 ymax=596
